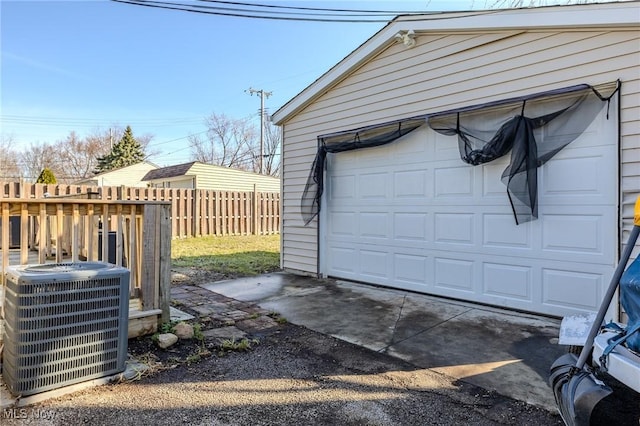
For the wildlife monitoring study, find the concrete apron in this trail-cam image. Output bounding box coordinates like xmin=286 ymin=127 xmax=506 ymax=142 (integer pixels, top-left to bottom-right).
xmin=202 ymin=272 xmax=566 ymax=412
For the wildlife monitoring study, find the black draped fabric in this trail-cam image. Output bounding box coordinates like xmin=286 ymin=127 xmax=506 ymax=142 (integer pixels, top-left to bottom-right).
xmin=429 ymin=83 xmax=618 ymax=224
xmin=301 ymin=81 xmax=619 ymax=226
xmin=301 ymin=118 xmax=425 ymax=225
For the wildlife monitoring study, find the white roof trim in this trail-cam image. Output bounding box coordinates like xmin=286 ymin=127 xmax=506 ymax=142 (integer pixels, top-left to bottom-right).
xmin=271 ymin=2 xmax=640 ymax=125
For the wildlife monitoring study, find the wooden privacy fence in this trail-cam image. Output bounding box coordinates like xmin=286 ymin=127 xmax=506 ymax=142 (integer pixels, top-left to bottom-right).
xmin=0 ymin=182 xmax=280 ymax=239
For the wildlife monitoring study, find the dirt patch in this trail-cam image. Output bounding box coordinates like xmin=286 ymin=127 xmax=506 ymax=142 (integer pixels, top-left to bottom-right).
xmin=128 ymin=276 xmax=278 ymax=374
xmin=127 ymin=321 xmax=265 ymax=372
xmin=170 ymin=267 xmax=229 ymax=286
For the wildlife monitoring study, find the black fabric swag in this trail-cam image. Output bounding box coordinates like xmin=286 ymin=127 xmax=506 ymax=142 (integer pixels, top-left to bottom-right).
xmin=301 ymin=118 xmax=425 ymax=225
xmin=301 ymin=82 xmax=619 ymax=225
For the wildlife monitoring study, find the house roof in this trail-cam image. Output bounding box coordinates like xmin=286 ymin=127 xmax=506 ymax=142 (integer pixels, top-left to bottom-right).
xmin=142 ymin=161 xmax=197 ymax=181
xmin=271 ymin=2 xmax=640 ymax=126
xmin=90 ymin=160 xmax=159 ymax=178
xmin=142 ymin=161 xmax=280 ymax=181
xmin=73 ymin=161 xmax=159 ymax=185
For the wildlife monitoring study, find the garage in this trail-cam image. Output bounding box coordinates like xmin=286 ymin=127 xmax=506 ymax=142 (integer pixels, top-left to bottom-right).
xmin=271 ymin=2 xmax=640 ymax=319
xmin=322 ymin=92 xmax=618 ymax=317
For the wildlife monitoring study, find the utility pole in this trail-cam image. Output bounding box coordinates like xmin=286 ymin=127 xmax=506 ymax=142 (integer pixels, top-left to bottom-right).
xmin=246 ymin=87 xmax=272 ymax=174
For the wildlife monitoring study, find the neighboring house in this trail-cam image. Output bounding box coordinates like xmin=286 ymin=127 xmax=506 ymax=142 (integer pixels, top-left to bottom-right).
xmin=142 ymin=161 xmax=280 ymax=193
xmin=271 ymin=3 xmax=640 ymax=319
xmin=74 ymin=161 xmax=159 ymax=188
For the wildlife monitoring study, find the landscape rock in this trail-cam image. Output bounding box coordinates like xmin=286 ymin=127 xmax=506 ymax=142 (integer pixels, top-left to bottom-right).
xmin=173 ymin=322 xmax=194 ymax=339
xmin=157 ymin=333 xmax=178 ymax=349
xmin=202 ymin=326 xmax=246 ymax=342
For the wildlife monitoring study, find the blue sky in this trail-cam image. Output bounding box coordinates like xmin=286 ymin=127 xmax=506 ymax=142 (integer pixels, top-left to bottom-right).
xmin=1 ymin=0 xmax=480 ymax=166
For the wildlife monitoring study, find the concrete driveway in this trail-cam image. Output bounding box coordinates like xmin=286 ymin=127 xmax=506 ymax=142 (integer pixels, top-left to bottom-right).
xmin=202 ymin=272 xmax=566 ymax=412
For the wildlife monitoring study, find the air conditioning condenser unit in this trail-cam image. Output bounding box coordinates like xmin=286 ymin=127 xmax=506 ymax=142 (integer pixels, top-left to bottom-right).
xmin=2 ymin=262 xmax=130 ymax=396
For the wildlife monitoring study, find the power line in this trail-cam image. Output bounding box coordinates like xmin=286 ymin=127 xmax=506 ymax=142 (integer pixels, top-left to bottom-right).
xmin=111 ymin=0 xmax=420 ymax=22
xmin=179 ymin=1 xmax=409 ymax=17
xmin=112 ymin=0 xmax=495 ymax=23
xmin=0 ymin=114 xmax=203 ymax=127
xmin=196 ymin=0 xmax=429 ymax=15
xmin=146 ymin=129 xmax=209 ymax=147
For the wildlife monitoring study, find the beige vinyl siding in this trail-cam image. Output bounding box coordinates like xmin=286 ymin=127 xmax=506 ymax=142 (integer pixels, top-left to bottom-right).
xmin=620 ymin=77 xmax=640 ymax=244
xmin=281 ymin=27 xmax=640 ymax=275
xmin=187 ymin=163 xmax=280 ymax=192
xmin=75 ymin=162 xmax=158 ymax=187
xmin=146 ymin=176 xmax=195 ymax=188
xmin=168 ymin=177 xmax=195 ymax=189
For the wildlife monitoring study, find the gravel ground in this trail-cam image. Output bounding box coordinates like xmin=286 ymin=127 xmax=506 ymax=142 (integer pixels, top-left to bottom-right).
xmin=2 ymin=323 xmax=564 ymax=426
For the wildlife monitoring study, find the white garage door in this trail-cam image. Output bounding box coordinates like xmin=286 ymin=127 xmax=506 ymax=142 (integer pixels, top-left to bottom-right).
xmin=322 ymin=104 xmax=618 ymax=317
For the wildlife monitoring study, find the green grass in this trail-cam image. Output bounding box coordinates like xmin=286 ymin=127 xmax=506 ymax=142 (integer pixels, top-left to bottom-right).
xmin=171 ymin=234 xmax=280 ymax=277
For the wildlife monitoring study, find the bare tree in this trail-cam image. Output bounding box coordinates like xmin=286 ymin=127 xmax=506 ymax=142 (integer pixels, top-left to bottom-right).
xmin=20 ymin=142 xmax=63 ymax=182
xmin=55 ymin=131 xmax=110 ymax=181
xmin=8 ymin=126 xmax=156 ymax=183
xmin=189 ymin=113 xmax=257 ymax=171
xmin=0 ymin=135 xmax=22 ymax=180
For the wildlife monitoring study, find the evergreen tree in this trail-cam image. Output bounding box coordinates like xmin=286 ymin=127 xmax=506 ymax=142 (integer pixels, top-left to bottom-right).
xmin=36 ymin=167 xmax=57 ymax=184
xmin=94 ymin=125 xmax=145 ymax=174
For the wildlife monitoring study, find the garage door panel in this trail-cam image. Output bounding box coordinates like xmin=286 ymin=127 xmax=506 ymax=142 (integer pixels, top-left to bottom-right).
xmin=541 ymin=152 xmax=616 ymax=202
xmin=393 ymin=212 xmax=430 ymax=242
xmin=540 ymin=108 xmax=617 ymax=205
xmin=482 ymin=162 xmax=511 ymax=197
xmin=483 ymin=213 xmax=532 ymax=249
xmin=329 ymin=174 xmax=356 ymax=199
xmin=360 ymin=249 xmax=390 ymax=280
xmin=542 ymin=268 xmax=603 ymax=311
xmin=359 ymin=212 xmax=389 ymax=239
xmin=483 ymin=263 xmax=532 ymax=301
xmin=394 ymin=170 xmax=429 ymax=198
xmin=329 ymin=246 xmax=358 ymax=274
xmin=542 ymin=215 xmax=601 ymax=253
xmin=392 ymin=126 xmax=432 ymax=162
xmin=541 ymin=108 xmax=615 ymax=150
xmin=324 ymin=106 xmax=617 ymax=317
xmin=434 ymin=213 xmax=475 ymax=245
xmin=543 ymin=155 xmax=604 ymax=193
xmin=435 ymin=258 xmax=475 ymax=293
xmin=394 ymin=253 xmax=430 ymax=287
xmin=434 ymin=131 xmax=462 ymax=161
xmin=540 ymin=205 xmax=615 ymax=264
xmin=328 ymin=212 xmax=357 ymax=236
xmin=434 ymin=166 xmax=475 ymax=197
xmin=355 ymin=145 xmax=393 ymax=167
xmin=359 ymin=172 xmax=389 ymax=199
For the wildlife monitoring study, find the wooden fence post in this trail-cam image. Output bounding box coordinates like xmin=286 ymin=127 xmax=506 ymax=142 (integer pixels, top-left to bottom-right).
xmin=252 ymin=184 xmax=259 ymax=235
xmin=193 ymin=188 xmax=200 ymax=237
xmin=20 ymin=203 xmax=29 ymax=264
xmin=170 ymin=189 xmax=177 ymax=239
xmin=141 ymin=205 xmax=158 ymax=312
xmin=213 ymin=191 xmax=222 ymax=235
xmin=159 ymin=203 xmax=171 ymax=323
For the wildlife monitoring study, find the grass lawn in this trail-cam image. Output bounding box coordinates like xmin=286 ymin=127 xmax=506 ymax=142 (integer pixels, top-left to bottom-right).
xmin=171 ymin=234 xmax=281 ymax=277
